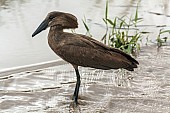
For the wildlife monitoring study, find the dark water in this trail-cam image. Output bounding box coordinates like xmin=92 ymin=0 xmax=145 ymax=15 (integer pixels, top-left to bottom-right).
xmin=0 ymin=0 xmax=170 ymax=113
xmin=0 ymin=0 xmax=170 ymax=70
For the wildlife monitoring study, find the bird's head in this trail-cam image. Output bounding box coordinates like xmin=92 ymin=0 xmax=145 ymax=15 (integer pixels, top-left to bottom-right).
xmin=32 ymin=11 xmax=78 ymax=37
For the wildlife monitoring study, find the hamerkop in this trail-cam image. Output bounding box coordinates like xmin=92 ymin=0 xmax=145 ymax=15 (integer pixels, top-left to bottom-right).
xmin=32 ymin=11 xmax=139 ymax=105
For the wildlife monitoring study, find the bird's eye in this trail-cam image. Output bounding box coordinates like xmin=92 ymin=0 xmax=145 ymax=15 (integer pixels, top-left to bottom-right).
xmin=49 ymin=16 xmax=54 ymax=20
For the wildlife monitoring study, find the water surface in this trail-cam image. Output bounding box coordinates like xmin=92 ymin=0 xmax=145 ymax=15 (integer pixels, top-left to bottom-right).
xmin=0 ymin=0 xmax=170 ymax=113
xmin=0 ymin=0 xmax=170 ymax=69
xmin=0 ymin=46 xmax=170 ymax=113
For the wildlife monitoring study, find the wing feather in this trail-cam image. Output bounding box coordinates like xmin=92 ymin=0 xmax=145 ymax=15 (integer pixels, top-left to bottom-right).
xmin=55 ymin=33 xmax=138 ymax=71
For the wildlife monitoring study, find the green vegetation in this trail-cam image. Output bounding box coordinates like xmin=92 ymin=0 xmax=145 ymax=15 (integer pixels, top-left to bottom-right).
xmin=102 ymin=0 xmax=142 ymax=55
xmin=156 ymin=29 xmax=169 ymax=47
xmin=82 ymin=16 xmax=92 ymax=37
xmin=82 ymin=0 xmax=169 ymax=55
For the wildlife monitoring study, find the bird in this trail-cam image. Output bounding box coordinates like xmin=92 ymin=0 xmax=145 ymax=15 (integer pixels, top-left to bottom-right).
xmin=32 ymin=11 xmax=139 ymax=105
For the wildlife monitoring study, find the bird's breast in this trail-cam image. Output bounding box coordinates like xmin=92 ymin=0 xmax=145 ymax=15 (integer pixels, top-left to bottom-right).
xmin=48 ymin=35 xmax=68 ymax=59
xmin=48 ymin=35 xmax=60 ymax=52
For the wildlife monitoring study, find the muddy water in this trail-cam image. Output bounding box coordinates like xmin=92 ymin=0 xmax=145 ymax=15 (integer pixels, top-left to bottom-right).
xmin=0 ymin=45 xmax=170 ymax=113
xmin=0 ymin=0 xmax=170 ymax=69
xmin=1 ymin=0 xmax=170 ymax=113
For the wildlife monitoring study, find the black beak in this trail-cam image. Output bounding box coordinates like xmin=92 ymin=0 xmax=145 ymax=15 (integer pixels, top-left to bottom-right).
xmin=32 ymin=20 xmax=48 ymax=37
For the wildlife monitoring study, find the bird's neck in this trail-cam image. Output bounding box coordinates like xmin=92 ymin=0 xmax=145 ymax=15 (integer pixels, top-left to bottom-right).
xmin=48 ymin=26 xmax=64 ymax=52
xmin=50 ymin=26 xmax=64 ymax=33
xmin=48 ymin=26 xmax=63 ymax=39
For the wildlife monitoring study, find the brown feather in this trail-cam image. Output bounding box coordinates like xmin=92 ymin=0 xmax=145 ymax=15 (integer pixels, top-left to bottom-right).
xmin=48 ymin=32 xmax=138 ymax=71
xmin=33 ymin=11 xmax=139 ymax=71
xmin=32 ymin=11 xmax=139 ymax=104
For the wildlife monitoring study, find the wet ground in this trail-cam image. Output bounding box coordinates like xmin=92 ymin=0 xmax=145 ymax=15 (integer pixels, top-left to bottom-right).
xmin=0 ymin=45 xmax=170 ymax=113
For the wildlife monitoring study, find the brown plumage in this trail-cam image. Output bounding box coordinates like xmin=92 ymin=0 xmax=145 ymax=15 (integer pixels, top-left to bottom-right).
xmin=32 ymin=11 xmax=139 ymax=105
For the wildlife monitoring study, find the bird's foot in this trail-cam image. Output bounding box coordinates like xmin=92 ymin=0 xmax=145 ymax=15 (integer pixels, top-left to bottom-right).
xmin=72 ymin=95 xmax=79 ymax=106
xmin=69 ymin=96 xmax=80 ymax=112
xmin=69 ymin=102 xmax=81 ymax=112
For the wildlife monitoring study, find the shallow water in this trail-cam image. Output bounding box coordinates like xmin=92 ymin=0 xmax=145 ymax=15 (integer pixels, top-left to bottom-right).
xmin=0 ymin=45 xmax=170 ymax=113
xmin=1 ymin=0 xmax=170 ymax=113
xmin=0 ymin=0 xmax=170 ymax=69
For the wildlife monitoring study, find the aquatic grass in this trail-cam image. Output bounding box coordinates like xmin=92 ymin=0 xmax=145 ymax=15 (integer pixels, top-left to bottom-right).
xmin=105 ymin=0 xmax=109 ymax=21
xmin=132 ymin=0 xmax=143 ymax=27
xmin=102 ymin=0 xmax=109 ymax=44
xmin=82 ymin=0 xmax=170 ymax=54
xmin=82 ymin=16 xmax=92 ymax=37
xmin=82 ymin=0 xmax=143 ymax=55
xmin=156 ymin=29 xmax=170 ymax=47
xmin=102 ymin=1 xmax=143 ymax=55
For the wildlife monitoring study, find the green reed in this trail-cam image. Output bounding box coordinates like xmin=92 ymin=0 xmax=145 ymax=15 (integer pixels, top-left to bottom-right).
xmin=82 ymin=0 xmax=169 ymax=55
xmin=157 ymin=29 xmax=170 ymax=47
xmin=102 ymin=0 xmax=142 ymax=55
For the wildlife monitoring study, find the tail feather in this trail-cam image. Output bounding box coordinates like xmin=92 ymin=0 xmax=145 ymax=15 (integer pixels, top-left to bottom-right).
xmin=124 ymin=59 xmax=138 ymax=71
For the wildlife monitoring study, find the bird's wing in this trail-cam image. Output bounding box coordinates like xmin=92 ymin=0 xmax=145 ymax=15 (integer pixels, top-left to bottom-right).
xmin=57 ymin=33 xmax=138 ymax=71
xmin=78 ymin=34 xmax=139 ymax=65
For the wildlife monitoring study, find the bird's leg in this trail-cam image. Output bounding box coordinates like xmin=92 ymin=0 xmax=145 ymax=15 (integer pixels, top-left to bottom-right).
xmin=73 ymin=67 xmax=81 ymax=105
